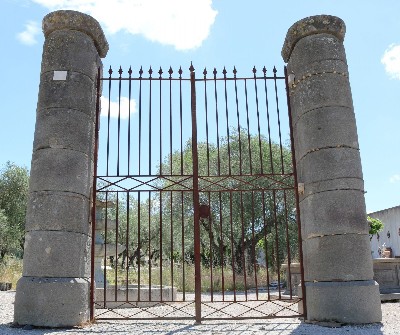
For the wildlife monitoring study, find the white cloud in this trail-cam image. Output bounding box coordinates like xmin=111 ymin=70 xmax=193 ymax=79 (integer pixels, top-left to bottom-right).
xmin=101 ymin=96 xmax=137 ymax=119
xmin=31 ymin=0 xmax=218 ymax=50
xmin=381 ymin=44 xmax=400 ymax=79
xmin=389 ymin=174 xmax=400 ymax=183
xmin=16 ymin=21 xmax=40 ymax=45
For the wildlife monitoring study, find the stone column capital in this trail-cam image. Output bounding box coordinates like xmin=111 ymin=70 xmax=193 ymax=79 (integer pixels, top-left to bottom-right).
xmin=282 ymin=15 xmax=346 ymax=62
xmin=43 ymin=10 xmax=109 ymax=58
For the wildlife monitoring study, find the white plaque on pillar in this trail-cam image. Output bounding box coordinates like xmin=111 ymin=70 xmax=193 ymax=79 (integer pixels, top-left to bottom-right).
xmin=53 ymin=71 xmax=67 ymax=81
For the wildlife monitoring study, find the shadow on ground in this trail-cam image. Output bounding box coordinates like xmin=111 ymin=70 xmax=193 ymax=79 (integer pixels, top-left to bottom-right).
xmin=1 ymin=319 xmax=384 ymax=335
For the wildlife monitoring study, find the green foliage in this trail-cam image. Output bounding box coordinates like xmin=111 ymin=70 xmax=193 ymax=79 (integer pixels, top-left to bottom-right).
xmin=367 ymin=216 xmax=384 ymax=238
xmin=0 ymin=162 xmax=29 ymax=260
xmin=100 ymin=129 xmax=298 ymax=276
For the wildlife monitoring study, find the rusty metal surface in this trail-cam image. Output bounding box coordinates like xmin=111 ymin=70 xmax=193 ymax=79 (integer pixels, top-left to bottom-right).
xmin=91 ymin=64 xmax=304 ymax=321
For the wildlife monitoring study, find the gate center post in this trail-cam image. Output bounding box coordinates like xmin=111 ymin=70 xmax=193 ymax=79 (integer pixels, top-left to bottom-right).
xmin=190 ymin=66 xmax=202 ymax=323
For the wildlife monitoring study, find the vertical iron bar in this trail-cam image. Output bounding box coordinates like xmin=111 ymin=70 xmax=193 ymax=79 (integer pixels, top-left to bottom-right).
xmin=148 ymin=191 xmax=152 ymax=300
xmin=208 ymin=193 xmax=213 ymax=302
xmin=128 ymin=67 xmax=132 ymax=175
xmin=204 ymin=68 xmax=210 ymax=176
xmin=208 ymin=218 xmax=214 ymax=302
xmin=169 ymin=67 xmax=173 ymax=175
xmin=106 ymin=67 xmax=112 ymax=176
xmin=261 ymin=190 xmax=271 ymax=300
xmin=251 ymin=191 xmax=258 ymax=299
xmin=253 ymin=67 xmax=264 ymax=174
xmin=115 ymin=192 xmax=119 ymax=300
xmin=285 ymin=65 xmax=307 ymax=318
xmin=126 ymin=193 xmax=130 ymax=301
xmin=90 ymin=67 xmax=101 ymax=321
xmin=240 ymin=191 xmax=248 ymax=301
xmin=229 ymin=191 xmax=236 ymax=302
xmin=179 ymin=67 xmax=184 ymax=175
xmin=223 ymin=67 xmax=231 ymax=175
xmin=159 ymin=67 xmax=163 ymax=175
xmin=233 ymin=67 xmax=242 ymax=175
xmin=149 ymin=67 xmax=153 ymax=175
xmin=137 ymin=192 xmax=141 ymax=301
xmin=218 ymin=192 xmax=224 ymax=300
xmin=244 ymin=79 xmax=253 ymax=174
xmin=117 ymin=67 xmax=122 ymax=176
xmin=159 ymin=191 xmax=163 ymax=301
xmin=170 ymin=191 xmax=174 ymax=300
xmin=283 ymin=189 xmax=293 ymax=298
xmin=139 ymin=67 xmax=143 ymax=175
xmin=181 ymin=191 xmax=185 ymax=301
xmin=263 ymin=67 xmax=274 ymax=174
xmin=103 ymin=192 xmax=108 ymax=307
xmin=213 ymin=68 xmax=221 ymax=175
xmin=272 ymin=190 xmax=281 ymax=299
xmin=273 ymin=67 xmax=285 ymax=173
xmin=190 ymin=66 xmax=202 ymax=323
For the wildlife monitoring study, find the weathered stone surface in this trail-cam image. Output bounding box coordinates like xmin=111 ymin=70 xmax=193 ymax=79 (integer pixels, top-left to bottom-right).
xmin=302 ymin=234 xmax=374 ymax=282
xmin=15 ymin=10 xmax=104 ymax=328
xmin=37 ymin=71 xmax=96 ymax=115
xmin=283 ymin=13 xmax=381 ymax=324
xmin=282 ymin=15 xmax=345 ymax=62
xmin=22 ymin=230 xmax=90 ymax=278
xmin=14 ymin=276 xmax=90 ymax=327
xmin=300 ymin=189 xmax=368 ymax=238
xmin=41 ymin=29 xmax=101 ymax=80
xmin=299 ymin=177 xmax=364 ymax=200
xmin=29 ymin=148 xmax=92 ymax=196
xmin=293 ymin=106 xmax=359 ymax=160
xmin=25 ymin=191 xmax=90 ymax=234
xmin=43 ymin=10 xmax=108 ymax=58
xmin=33 ymin=108 xmax=94 ymax=155
xmin=287 ymin=34 xmax=347 ymax=74
xmin=297 ymin=147 xmax=363 ymax=185
xmin=304 ymin=280 xmax=382 ymax=323
xmin=289 ymin=73 xmax=353 ymax=120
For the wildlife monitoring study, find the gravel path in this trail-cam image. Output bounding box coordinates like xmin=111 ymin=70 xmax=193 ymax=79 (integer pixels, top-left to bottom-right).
xmin=1 ymin=291 xmax=399 ymax=334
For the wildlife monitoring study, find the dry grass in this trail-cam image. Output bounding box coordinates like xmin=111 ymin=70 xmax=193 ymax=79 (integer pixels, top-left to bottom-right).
xmin=105 ymin=263 xmax=281 ymax=293
xmin=0 ymin=256 xmax=23 ymax=290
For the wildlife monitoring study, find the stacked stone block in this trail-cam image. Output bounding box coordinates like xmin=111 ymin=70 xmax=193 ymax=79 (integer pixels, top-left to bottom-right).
xmin=282 ymin=15 xmax=382 ymax=323
xmin=14 ymin=10 xmax=108 ymax=327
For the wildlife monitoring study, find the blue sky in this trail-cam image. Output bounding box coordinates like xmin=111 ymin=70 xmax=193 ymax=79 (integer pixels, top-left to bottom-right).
xmin=1 ymin=0 xmax=399 ymax=213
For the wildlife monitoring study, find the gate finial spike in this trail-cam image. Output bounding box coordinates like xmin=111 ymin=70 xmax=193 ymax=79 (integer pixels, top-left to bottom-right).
xmin=118 ymin=66 xmax=123 ymax=76
xmin=262 ymin=66 xmax=267 ymax=77
xmin=233 ymin=66 xmax=237 ymax=78
xmin=139 ymin=66 xmax=143 ymax=77
xmin=222 ymin=67 xmax=227 ymax=78
xmin=158 ymin=66 xmax=163 ymax=78
xmin=189 ymin=62 xmax=195 ymax=72
xmin=149 ymin=66 xmax=153 ymax=76
xmin=128 ymin=66 xmax=132 ymax=76
xmin=203 ymin=67 xmax=207 ymax=78
xmin=178 ymin=66 xmax=183 ymax=78
xmin=108 ymin=65 xmax=113 ymax=75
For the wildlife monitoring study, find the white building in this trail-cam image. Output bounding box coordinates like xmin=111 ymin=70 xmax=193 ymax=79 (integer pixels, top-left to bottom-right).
xmin=369 ymin=205 xmax=400 ymax=258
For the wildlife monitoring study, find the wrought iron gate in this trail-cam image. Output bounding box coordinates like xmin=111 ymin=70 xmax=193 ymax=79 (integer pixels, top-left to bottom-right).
xmin=90 ymin=64 xmax=305 ymax=321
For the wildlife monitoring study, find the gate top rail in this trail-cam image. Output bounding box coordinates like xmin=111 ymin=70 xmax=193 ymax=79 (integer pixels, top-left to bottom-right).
xmin=101 ymin=64 xmax=286 ymax=81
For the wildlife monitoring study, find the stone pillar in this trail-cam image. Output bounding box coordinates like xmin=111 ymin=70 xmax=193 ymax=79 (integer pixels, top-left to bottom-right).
xmin=282 ymin=15 xmax=382 ymax=323
xmin=14 ymin=10 xmax=108 ymax=327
